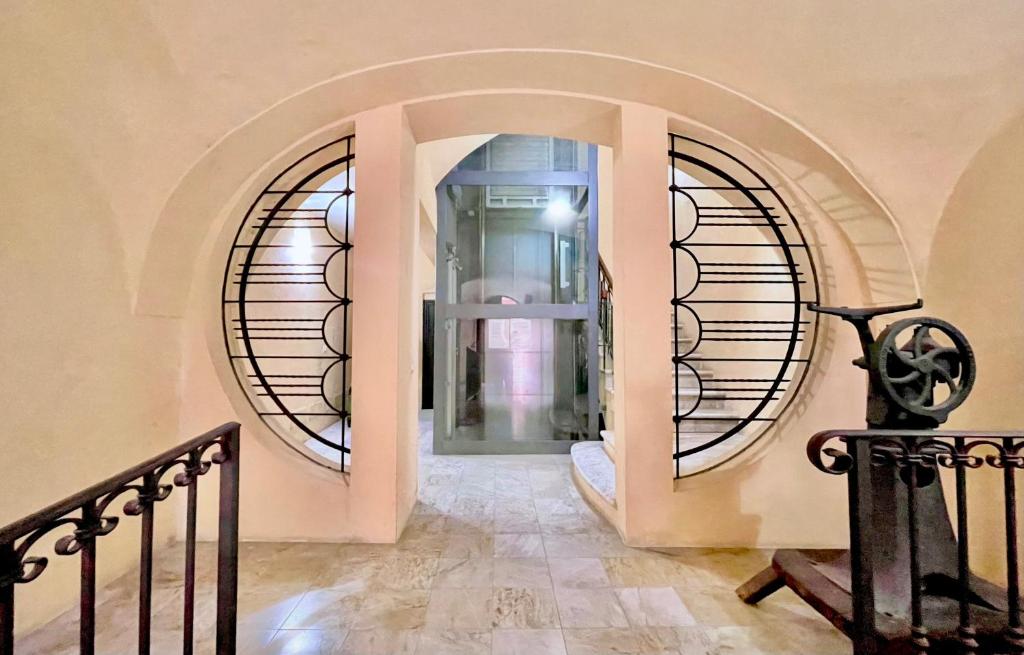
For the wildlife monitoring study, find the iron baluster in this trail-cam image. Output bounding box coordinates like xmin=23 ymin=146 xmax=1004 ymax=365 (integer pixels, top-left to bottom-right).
xmin=79 ymin=500 xmax=99 ymax=655
xmin=182 ymin=450 xmax=200 ymax=655
xmin=216 ymin=425 xmax=241 ymax=654
xmin=0 ymin=543 xmax=14 ymax=655
xmin=1004 ymin=436 xmax=1024 ymax=653
xmin=848 ymin=437 xmax=879 ymax=654
xmin=136 ymin=473 xmax=157 ymax=655
xmin=954 ymin=437 xmax=979 ymax=654
xmin=905 ymin=452 xmax=930 ymax=654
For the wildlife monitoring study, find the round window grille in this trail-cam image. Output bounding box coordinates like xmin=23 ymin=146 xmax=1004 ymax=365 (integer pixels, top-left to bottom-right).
xmin=668 ymin=133 xmax=820 ymax=477
xmin=222 ymin=135 xmax=355 ymax=471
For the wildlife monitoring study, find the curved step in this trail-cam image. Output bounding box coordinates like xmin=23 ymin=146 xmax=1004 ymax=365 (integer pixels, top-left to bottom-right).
xmin=599 ymin=429 xmax=615 ymax=458
xmin=570 ymin=441 xmax=616 ymax=507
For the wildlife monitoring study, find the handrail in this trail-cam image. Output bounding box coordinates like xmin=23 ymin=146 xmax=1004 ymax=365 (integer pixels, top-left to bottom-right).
xmin=0 ymin=422 xmax=241 ymax=655
xmin=598 ymin=255 xmax=612 ymax=292
xmin=807 ymin=428 xmax=1024 ymax=654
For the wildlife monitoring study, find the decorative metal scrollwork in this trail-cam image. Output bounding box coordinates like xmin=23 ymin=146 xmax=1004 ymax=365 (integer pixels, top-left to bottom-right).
xmin=669 ymin=133 xmax=820 ymax=477
xmin=0 ymin=436 xmax=231 ymax=587
xmin=222 ymin=135 xmax=355 ymax=472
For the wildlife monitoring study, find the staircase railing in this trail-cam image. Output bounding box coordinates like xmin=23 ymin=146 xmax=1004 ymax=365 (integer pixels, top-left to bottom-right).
xmin=809 ymin=429 xmax=1024 ymax=654
xmin=598 ymin=256 xmax=614 ymax=431
xmin=0 ymin=423 xmax=241 ymax=655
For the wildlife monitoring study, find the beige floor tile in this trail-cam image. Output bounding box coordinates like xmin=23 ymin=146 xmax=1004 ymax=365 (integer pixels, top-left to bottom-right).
xmin=708 ymin=622 xmax=851 ymax=655
xmin=492 ymin=629 xmax=568 ymax=655
xmin=554 ymin=587 xmax=629 ymax=628
xmin=425 ymin=588 xmax=493 ymax=629
xmin=368 ymin=556 xmax=438 ymax=590
xmin=414 ymin=629 xmax=491 ymax=654
xmin=493 ymin=558 xmax=552 ymax=588
xmin=633 ymin=626 xmax=717 ymax=655
xmin=442 ymin=533 xmax=494 ymax=558
xmin=491 ymin=587 xmax=561 ymax=628
xmin=495 ymin=511 xmax=542 ymax=533
xmin=350 ymin=589 xmax=429 ymax=630
xmin=614 ymin=588 xmax=696 ymax=627
xmin=433 ymin=557 xmax=494 ymax=588
xmin=544 ymin=533 xmax=608 ymax=558
xmin=562 ymin=627 xmax=642 ymax=654
xmin=266 ymin=629 xmax=350 ymax=654
xmin=548 ymin=558 xmax=611 ymax=588
xmin=340 ymin=628 xmax=421 ymax=654
xmin=601 ymin=557 xmax=688 ymax=587
xmin=495 ymin=533 xmax=546 ymax=558
xmin=281 ymin=586 xmax=363 ymax=629
xmin=236 ymin=587 xmax=311 ymax=630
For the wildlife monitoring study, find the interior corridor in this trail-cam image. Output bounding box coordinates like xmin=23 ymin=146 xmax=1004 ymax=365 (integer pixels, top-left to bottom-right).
xmin=17 ymin=414 xmax=849 ymax=654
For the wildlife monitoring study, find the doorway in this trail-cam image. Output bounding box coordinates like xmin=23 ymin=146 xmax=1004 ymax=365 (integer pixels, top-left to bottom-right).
xmin=433 ymin=135 xmax=600 ymax=455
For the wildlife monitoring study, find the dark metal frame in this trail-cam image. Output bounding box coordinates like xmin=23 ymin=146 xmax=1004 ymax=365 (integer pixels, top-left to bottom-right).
xmin=598 ymin=256 xmax=613 ymax=422
xmin=433 ymin=140 xmax=600 ymax=455
xmin=809 ymin=429 xmax=1024 ymax=654
xmin=669 ymin=133 xmax=820 ymax=477
xmin=0 ymin=423 xmax=241 ymax=655
xmin=221 ymin=135 xmax=355 ymax=472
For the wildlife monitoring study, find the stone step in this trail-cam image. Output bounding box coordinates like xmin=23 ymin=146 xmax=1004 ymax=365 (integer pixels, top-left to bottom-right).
xmin=599 ymin=429 xmax=615 ymax=458
xmin=674 ymin=410 xmax=740 ymax=433
xmin=571 ymin=441 xmax=616 ymax=507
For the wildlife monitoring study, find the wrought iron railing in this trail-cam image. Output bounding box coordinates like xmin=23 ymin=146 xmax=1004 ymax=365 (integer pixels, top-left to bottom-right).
xmin=810 ymin=429 xmax=1024 ymax=654
xmin=222 ymin=134 xmax=355 ymax=471
xmin=668 ymin=132 xmax=820 ymax=477
xmin=0 ymin=423 xmax=241 ymax=655
xmin=597 ymin=257 xmax=614 ymax=434
xmin=598 ymin=256 xmax=613 ymax=381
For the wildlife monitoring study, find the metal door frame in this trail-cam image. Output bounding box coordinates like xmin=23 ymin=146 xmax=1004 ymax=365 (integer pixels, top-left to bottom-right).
xmin=433 ymin=143 xmax=599 ymax=455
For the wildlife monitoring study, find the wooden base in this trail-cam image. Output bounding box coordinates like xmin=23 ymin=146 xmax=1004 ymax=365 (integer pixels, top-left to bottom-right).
xmin=735 ymin=565 xmax=784 ymax=605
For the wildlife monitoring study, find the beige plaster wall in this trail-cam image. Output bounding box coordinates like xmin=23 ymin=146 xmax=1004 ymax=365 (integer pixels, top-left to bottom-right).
xmin=924 ymin=114 xmax=1024 ymax=582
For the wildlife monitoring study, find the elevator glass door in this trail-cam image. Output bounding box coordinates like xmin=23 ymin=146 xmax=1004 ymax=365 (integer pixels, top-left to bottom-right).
xmin=434 ymin=136 xmax=599 ymax=455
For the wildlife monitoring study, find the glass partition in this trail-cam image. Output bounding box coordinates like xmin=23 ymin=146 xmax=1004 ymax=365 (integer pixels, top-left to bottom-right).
xmin=434 ymin=135 xmax=599 ymax=455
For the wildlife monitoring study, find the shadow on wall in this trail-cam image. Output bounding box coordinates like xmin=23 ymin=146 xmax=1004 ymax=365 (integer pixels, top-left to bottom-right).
xmin=924 ymin=112 xmax=1024 ymax=584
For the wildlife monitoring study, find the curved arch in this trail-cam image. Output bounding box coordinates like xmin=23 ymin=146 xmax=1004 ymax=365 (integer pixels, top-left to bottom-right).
xmin=136 ymin=49 xmax=918 ymax=318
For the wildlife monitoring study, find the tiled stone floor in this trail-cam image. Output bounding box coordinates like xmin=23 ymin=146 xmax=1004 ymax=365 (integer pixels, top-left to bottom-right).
xmin=18 ymin=416 xmax=851 ymax=654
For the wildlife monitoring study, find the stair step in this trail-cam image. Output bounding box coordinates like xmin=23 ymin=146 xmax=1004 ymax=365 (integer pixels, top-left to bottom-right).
xmin=599 ymin=429 xmax=615 ymax=458
xmin=674 ymin=410 xmax=740 ymax=432
xmin=571 ymin=442 xmax=616 ymax=505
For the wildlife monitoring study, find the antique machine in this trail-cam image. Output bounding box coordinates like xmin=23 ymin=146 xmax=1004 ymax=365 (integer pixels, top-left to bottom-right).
xmin=736 ymin=300 xmax=1024 ymax=654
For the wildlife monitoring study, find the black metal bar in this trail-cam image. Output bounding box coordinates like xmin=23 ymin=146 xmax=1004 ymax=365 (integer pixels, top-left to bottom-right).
xmin=849 ymin=438 xmax=879 ymax=655
xmin=670 ymin=134 xmax=682 ymax=478
xmin=340 ymin=137 xmax=352 ymax=473
xmin=906 ymin=454 xmax=930 ymax=654
xmin=215 ymin=425 xmax=241 ymax=654
xmin=954 ymin=437 xmax=979 ymax=654
xmin=1005 ymin=436 xmax=1024 ymax=653
xmin=138 ymin=472 xmax=155 ymax=655
xmin=80 ymin=500 xmax=98 ymax=655
xmin=0 ymin=543 xmax=15 ymax=655
xmin=182 ymin=451 xmax=199 ymax=655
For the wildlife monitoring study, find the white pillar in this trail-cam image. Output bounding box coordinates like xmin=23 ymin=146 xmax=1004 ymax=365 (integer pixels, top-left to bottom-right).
xmin=612 ymin=103 xmax=675 ymax=544
xmin=349 ymin=103 xmax=419 ymax=541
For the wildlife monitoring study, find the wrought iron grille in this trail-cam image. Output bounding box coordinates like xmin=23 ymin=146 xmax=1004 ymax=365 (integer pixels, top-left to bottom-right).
xmin=0 ymin=423 xmax=240 ymax=655
xmin=669 ymin=133 xmax=820 ymax=477
xmin=222 ymin=135 xmax=355 ymax=472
